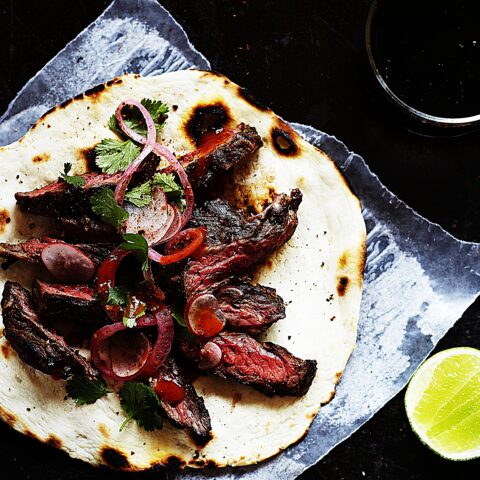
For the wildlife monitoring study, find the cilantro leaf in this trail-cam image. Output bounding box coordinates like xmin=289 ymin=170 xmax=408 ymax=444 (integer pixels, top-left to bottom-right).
xmin=95 ymin=138 xmax=141 ymax=174
xmin=152 ymin=172 xmax=182 ymax=193
xmin=60 ymin=162 xmax=85 ymax=187
xmin=119 ymin=382 xmax=163 ymax=432
xmin=107 ymin=285 xmax=130 ymax=307
xmin=108 ymin=98 xmax=169 ymax=137
xmin=119 ymin=233 xmax=148 ymax=270
xmin=66 ymin=375 xmax=111 ymax=405
xmin=90 ymin=188 xmax=128 ymax=228
xmin=124 ymin=181 xmax=153 ymax=208
xmin=153 ymin=173 xmax=186 ymax=211
xmin=171 ymin=307 xmax=187 ymax=327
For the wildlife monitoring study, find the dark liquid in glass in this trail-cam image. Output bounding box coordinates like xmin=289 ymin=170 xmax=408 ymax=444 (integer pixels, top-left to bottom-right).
xmin=372 ymin=0 xmax=480 ymax=118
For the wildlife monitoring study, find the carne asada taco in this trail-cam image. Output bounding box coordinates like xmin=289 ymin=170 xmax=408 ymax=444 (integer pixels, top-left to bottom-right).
xmin=0 ymin=70 xmax=366 ymax=470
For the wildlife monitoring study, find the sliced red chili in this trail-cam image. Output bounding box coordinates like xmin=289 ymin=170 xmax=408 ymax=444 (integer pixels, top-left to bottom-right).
xmin=153 ymin=378 xmax=186 ymax=406
xmin=161 ymin=227 xmax=206 ymax=265
xmin=96 ymin=248 xmax=131 ymax=322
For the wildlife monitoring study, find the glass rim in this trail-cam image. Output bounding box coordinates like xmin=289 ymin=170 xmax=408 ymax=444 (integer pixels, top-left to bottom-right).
xmin=365 ymin=0 xmax=480 ymax=128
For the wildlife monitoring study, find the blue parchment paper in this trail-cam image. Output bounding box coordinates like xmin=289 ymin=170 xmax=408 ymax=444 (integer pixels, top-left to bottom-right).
xmin=1 ymin=1 xmax=479 ymax=478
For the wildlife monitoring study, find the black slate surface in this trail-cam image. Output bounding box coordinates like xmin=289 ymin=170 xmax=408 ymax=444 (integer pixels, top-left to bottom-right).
xmin=0 ymin=1 xmax=479 ymax=478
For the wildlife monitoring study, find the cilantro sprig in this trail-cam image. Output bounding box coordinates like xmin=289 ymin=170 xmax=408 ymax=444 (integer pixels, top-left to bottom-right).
xmin=171 ymin=306 xmax=187 ymax=327
xmin=95 ymin=139 xmax=141 ymax=174
xmin=107 ymin=285 xmax=130 ymax=307
xmin=90 ymin=188 xmax=128 ymax=228
xmin=119 ymin=382 xmax=163 ymax=432
xmin=123 ymin=173 xmax=185 ymax=210
xmin=66 ymin=376 xmax=111 ymax=405
xmin=96 ymin=98 xmax=168 ymax=175
xmin=119 ymin=233 xmax=149 ymax=270
xmin=154 ymin=173 xmax=186 ymax=212
xmin=60 ymin=162 xmax=85 ymax=187
xmin=108 ymin=98 xmax=168 ymax=137
xmin=124 ymin=181 xmax=152 ymax=208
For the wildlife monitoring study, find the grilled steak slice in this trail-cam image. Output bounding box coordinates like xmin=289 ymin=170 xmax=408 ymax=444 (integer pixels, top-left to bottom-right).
xmin=15 ymin=172 xmax=121 ymax=217
xmin=55 ymin=216 xmax=120 ymax=243
xmin=215 ymin=280 xmax=285 ymax=336
xmin=180 ymin=123 xmax=262 ymax=189
xmin=184 ymin=189 xmax=302 ymax=297
xmin=15 ymin=126 xmax=259 ymax=220
xmin=154 ymin=357 xmax=212 ymax=445
xmin=179 ymin=332 xmax=316 ymax=397
xmin=0 ymin=238 xmax=113 ymax=267
xmin=15 ymin=154 xmax=160 ymax=218
xmin=1 ymin=281 xmax=97 ymax=378
xmin=33 ymin=279 xmax=106 ymax=323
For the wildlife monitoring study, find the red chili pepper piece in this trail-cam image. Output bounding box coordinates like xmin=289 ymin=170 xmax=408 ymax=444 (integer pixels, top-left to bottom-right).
xmin=160 ymin=227 xmax=206 ymax=265
xmin=153 ymin=378 xmax=186 ymax=406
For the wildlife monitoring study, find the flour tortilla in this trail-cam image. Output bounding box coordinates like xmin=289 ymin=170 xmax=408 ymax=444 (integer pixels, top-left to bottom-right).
xmin=0 ymin=70 xmax=366 ymax=470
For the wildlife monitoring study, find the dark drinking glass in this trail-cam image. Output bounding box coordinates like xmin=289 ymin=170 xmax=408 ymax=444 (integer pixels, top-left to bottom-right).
xmin=366 ymin=0 xmax=480 ymax=136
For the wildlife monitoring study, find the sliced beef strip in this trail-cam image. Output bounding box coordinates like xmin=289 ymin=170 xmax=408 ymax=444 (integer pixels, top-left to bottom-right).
xmin=55 ymin=216 xmax=120 ymax=243
xmin=33 ymin=279 xmax=107 ymax=323
xmin=153 ymin=356 xmax=212 ymax=446
xmin=180 ymin=123 xmax=262 ymax=190
xmin=15 ymin=153 xmax=160 ymax=219
xmin=178 ymin=331 xmax=316 ymax=397
xmin=15 ymin=125 xmax=259 ymax=222
xmin=0 ymin=238 xmax=113 ymax=267
xmin=15 ymin=172 xmax=122 ymax=218
xmin=215 ymin=279 xmax=285 ymax=336
xmin=184 ymin=189 xmax=302 ymax=297
xmin=31 ymin=273 xmax=281 ymax=337
xmin=1 ymin=281 xmax=97 ymax=379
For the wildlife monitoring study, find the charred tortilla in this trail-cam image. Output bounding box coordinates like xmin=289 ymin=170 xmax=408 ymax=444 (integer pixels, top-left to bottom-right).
xmin=0 ymin=70 xmax=365 ymax=469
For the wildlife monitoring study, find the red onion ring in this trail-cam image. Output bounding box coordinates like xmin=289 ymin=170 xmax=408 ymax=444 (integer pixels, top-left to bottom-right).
xmin=152 ymin=143 xmax=194 ymax=235
xmin=125 ymin=188 xmax=176 ymax=245
xmin=113 ymin=99 xmax=157 ymax=205
xmin=142 ymin=262 xmax=166 ymax=302
xmin=90 ymin=306 xmax=173 ymax=382
xmin=112 ymin=98 xmax=194 ymax=243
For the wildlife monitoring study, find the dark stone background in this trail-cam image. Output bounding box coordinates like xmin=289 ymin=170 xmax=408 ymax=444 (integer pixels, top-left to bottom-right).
xmin=0 ymin=1 xmax=479 ymax=478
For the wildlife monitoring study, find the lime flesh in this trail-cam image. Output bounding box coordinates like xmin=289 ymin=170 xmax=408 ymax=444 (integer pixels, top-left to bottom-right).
xmin=405 ymin=347 xmax=480 ymax=460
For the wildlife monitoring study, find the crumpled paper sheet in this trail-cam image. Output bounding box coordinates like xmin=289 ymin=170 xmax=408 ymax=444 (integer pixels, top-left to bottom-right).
xmin=0 ymin=0 xmax=479 ymax=478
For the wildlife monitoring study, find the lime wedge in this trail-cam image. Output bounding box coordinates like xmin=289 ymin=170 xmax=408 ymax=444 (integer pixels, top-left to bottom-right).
xmin=405 ymin=347 xmax=480 ymax=460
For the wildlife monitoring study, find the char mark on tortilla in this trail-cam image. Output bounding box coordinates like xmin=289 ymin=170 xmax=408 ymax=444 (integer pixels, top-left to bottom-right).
xmin=0 ymin=239 xmax=113 ymax=268
xmin=1 ymin=281 xmax=97 ymax=379
xmin=153 ymin=357 xmax=212 ymax=446
xmin=179 ymin=332 xmax=316 ymax=397
xmin=184 ymin=189 xmax=302 ymax=297
xmin=179 ymin=123 xmax=262 ymax=190
xmin=215 ymin=279 xmax=285 ymax=336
